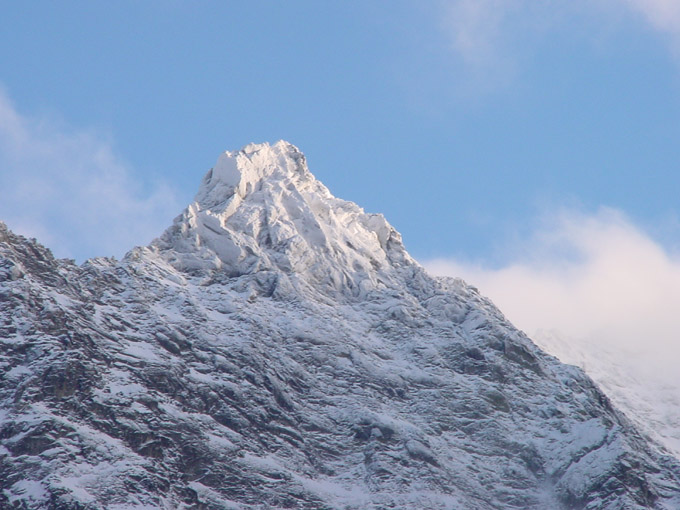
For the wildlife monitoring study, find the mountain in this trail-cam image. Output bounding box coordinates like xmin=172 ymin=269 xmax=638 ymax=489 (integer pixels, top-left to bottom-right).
xmin=531 ymin=330 xmax=680 ymax=463
xmin=1 ymin=141 xmax=680 ymax=509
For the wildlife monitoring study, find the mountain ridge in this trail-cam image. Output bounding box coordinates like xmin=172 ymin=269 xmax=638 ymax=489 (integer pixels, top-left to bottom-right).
xmin=1 ymin=142 xmax=679 ymax=509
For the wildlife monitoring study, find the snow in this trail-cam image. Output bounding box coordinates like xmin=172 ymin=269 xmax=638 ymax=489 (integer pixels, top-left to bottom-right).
xmin=5 ymin=365 xmax=31 ymax=379
xmin=5 ymin=480 xmax=47 ymax=505
xmin=121 ymin=340 xmax=162 ymax=362
xmin=1 ymin=141 xmax=679 ymax=509
xmin=155 ymin=141 xmax=411 ymax=302
xmin=534 ymin=329 xmax=680 ymax=460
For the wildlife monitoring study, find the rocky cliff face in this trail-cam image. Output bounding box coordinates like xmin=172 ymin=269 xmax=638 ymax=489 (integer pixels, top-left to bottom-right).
xmin=1 ymin=141 xmax=679 ymax=509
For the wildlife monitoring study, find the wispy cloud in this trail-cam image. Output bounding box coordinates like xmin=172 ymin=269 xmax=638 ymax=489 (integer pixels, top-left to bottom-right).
xmin=440 ymin=1 xmax=569 ymax=65
xmin=0 ymin=89 xmax=181 ymax=261
xmin=442 ymin=0 xmax=510 ymax=67
xmin=625 ymin=0 xmax=680 ymax=40
xmin=438 ymin=0 xmax=680 ymax=86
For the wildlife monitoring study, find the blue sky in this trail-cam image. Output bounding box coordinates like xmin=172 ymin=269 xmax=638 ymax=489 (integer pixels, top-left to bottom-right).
xmin=3 ymin=1 xmax=680 ymax=265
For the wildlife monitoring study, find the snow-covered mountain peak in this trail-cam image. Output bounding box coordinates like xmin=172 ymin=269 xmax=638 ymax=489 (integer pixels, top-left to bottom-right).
xmin=4 ymin=143 xmax=680 ymax=509
xmin=151 ymin=142 xmax=413 ymax=295
xmin=194 ymin=141 xmax=310 ymax=210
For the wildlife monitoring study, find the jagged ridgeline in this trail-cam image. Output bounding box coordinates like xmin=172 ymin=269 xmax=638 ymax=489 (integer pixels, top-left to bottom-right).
xmin=1 ymin=142 xmax=679 ymax=509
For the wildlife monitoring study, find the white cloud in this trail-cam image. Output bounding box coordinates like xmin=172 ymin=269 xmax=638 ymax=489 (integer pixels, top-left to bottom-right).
xmin=424 ymin=208 xmax=680 ymax=456
xmin=425 ymin=208 xmax=680 ymax=357
xmin=625 ymin=0 xmax=680 ymax=39
xmin=439 ymin=0 xmax=573 ymax=71
xmin=0 ymin=89 xmax=181 ymax=261
xmin=439 ymin=0 xmax=680 ymax=82
xmin=442 ymin=0 xmax=509 ymax=67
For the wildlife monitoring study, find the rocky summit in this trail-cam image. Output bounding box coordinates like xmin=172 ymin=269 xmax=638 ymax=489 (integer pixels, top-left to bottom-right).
xmin=1 ymin=141 xmax=680 ymax=509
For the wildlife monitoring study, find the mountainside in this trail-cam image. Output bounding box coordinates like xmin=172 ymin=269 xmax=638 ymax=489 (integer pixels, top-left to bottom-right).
xmin=1 ymin=141 xmax=680 ymax=509
xmin=532 ymin=330 xmax=680 ymax=464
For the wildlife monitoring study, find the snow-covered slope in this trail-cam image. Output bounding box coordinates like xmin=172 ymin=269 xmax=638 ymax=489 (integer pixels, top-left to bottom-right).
xmin=532 ymin=330 xmax=680 ymax=462
xmin=1 ymin=141 xmax=680 ymax=509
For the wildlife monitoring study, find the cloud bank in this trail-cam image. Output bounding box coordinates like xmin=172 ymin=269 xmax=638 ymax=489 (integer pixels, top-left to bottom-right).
xmin=425 ymin=208 xmax=680 ymax=364
xmin=424 ymin=208 xmax=680 ymax=454
xmin=0 ymin=90 xmax=181 ymax=261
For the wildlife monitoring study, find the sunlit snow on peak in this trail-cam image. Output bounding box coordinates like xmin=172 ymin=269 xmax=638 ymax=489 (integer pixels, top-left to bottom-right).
xmin=195 ymin=141 xmax=309 ymax=210
xmin=151 ymin=142 xmax=411 ymax=297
